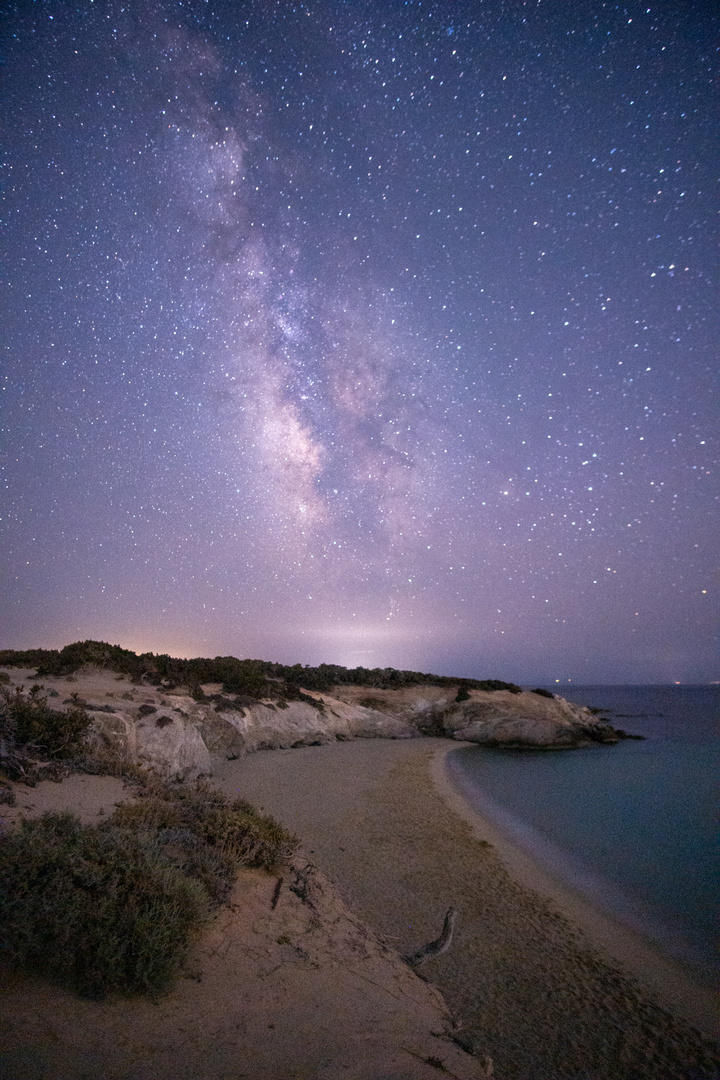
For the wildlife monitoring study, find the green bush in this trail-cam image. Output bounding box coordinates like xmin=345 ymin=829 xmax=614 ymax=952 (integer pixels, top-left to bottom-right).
xmin=1 ymin=686 xmax=90 ymax=758
xmin=114 ymin=779 xmax=297 ymax=873
xmin=0 ymin=781 xmax=297 ymax=999
xmin=196 ymin=802 xmax=297 ymax=868
xmin=0 ymin=813 xmax=209 ymax=998
xmin=221 ymin=674 xmax=269 ymax=698
xmin=473 ymin=679 xmax=522 ymax=694
xmin=110 ymin=796 xmax=184 ymax=832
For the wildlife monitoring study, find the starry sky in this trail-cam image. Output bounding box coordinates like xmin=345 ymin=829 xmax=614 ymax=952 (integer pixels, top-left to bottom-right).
xmin=3 ymin=1 xmax=717 ymax=684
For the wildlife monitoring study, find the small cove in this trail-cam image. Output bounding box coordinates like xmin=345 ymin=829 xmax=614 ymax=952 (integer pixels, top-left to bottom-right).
xmin=447 ymin=685 xmax=719 ymax=989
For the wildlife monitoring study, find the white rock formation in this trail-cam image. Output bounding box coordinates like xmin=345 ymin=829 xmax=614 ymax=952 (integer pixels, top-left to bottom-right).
xmin=1 ymin=665 xmax=627 ymax=781
xmin=443 ymin=690 xmax=621 ymax=748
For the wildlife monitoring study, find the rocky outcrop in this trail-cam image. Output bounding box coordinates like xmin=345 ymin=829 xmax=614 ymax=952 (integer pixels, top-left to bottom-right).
xmin=442 ymin=690 xmax=625 ymax=749
xmin=330 ymin=683 xmax=629 ymax=749
xmin=451 ymin=712 xmax=620 ymax=749
xmin=1 ymin=665 xmax=636 ymax=781
xmin=1 ymin=667 xmax=421 ymax=781
xmin=86 ymin=705 xmax=212 ymax=780
xmin=197 ymin=691 xmax=418 ymax=758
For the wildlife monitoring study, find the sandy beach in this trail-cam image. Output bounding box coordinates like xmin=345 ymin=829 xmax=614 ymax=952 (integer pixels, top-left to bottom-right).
xmin=213 ymin=737 xmax=720 ymax=1080
xmin=2 ymin=732 xmax=719 ymax=1079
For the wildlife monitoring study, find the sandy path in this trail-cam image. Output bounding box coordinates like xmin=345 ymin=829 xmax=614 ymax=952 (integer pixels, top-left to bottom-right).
xmin=0 ymin=773 xmax=133 ymax=828
xmin=213 ymin=738 xmax=720 ymax=1080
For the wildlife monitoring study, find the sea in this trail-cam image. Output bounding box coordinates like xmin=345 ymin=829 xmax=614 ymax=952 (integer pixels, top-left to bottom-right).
xmin=446 ymin=685 xmax=719 ymax=988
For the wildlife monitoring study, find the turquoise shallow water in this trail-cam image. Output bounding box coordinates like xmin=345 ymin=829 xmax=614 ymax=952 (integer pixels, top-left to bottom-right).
xmin=447 ymin=686 xmax=719 ymax=987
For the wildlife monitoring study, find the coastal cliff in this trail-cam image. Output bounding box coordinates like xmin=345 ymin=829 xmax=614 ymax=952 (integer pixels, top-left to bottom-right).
xmin=1 ymin=653 xmax=634 ymax=782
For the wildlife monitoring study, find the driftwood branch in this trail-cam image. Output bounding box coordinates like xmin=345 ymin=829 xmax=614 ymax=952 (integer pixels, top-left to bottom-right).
xmin=403 ymin=907 xmax=458 ymax=967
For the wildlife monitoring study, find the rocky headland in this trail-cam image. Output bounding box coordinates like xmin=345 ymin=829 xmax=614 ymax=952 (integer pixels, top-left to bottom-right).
xmin=1 ymin=642 xmax=639 ymax=782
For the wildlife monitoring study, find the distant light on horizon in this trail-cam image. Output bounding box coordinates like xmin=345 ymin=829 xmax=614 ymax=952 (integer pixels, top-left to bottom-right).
xmin=2 ymin=2 xmax=716 ymax=685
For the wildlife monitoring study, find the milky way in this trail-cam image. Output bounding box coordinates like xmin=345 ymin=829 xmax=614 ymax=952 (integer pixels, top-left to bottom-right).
xmin=3 ymin=1 xmax=717 ymax=682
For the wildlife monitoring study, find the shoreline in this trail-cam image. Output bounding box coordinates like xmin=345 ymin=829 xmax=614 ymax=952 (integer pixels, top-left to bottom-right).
xmin=1 ymin=735 xmax=718 ymax=1077
xmin=213 ymin=737 xmax=719 ymax=1078
xmin=431 ymin=741 xmax=720 ymax=1042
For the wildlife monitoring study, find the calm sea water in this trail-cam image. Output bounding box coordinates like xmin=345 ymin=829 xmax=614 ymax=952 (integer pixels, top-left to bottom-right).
xmin=447 ymin=686 xmax=719 ymax=987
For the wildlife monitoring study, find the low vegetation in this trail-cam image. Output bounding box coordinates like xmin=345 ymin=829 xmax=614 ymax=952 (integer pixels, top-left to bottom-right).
xmin=0 ymin=684 xmax=92 ymax=785
xmin=0 ymin=778 xmax=297 ymax=999
xmin=0 ymin=680 xmax=296 ymax=1000
xmin=0 ymin=812 xmax=209 ymax=998
xmin=1 ymin=684 xmax=90 ymax=757
xmin=0 ymin=639 xmax=522 ymax=701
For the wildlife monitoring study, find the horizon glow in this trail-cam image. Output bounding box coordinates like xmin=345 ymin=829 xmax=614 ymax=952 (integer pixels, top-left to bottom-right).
xmin=2 ymin=2 xmax=717 ymax=684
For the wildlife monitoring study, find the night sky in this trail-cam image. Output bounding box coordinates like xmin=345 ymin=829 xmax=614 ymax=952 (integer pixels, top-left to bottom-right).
xmin=3 ymin=1 xmax=717 ymax=684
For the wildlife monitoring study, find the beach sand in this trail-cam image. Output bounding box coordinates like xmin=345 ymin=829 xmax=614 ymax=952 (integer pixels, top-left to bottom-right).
xmin=0 ymin=770 xmax=489 ymax=1080
xmin=213 ymin=737 xmax=720 ymax=1080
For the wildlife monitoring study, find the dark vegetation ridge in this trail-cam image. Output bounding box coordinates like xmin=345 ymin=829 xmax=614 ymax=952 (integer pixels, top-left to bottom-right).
xmin=0 ymin=639 xmax=522 ymax=699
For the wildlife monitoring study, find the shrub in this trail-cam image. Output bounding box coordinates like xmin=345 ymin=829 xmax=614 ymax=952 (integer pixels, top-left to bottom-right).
xmin=158 ymin=830 xmax=236 ymax=906
xmin=221 ymin=673 xmax=269 ymax=699
xmin=110 ymin=797 xmax=184 ymax=832
xmin=1 ymin=687 xmax=92 ymax=782
xmin=0 ymin=812 xmax=209 ymax=998
xmin=115 ymin=779 xmax=298 ymax=873
xmin=1 ymin=640 xmax=526 ymax=699
xmin=474 ymin=679 xmax=522 ymax=694
xmin=195 ymin=801 xmax=297 ymax=869
xmin=0 ymin=780 xmax=297 ymax=999
xmin=531 ymin=688 xmax=555 ymax=699
xmin=455 ymin=686 xmax=471 ymax=702
xmin=1 ymin=686 xmax=90 ymax=758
